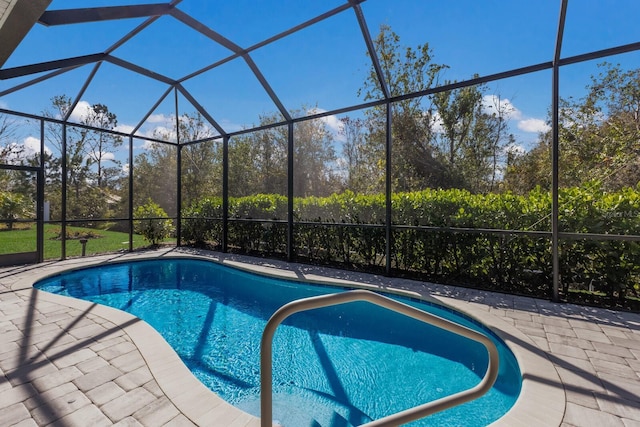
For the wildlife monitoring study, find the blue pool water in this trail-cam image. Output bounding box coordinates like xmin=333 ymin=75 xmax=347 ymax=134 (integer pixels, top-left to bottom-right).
xmin=35 ymin=259 xmax=521 ymax=426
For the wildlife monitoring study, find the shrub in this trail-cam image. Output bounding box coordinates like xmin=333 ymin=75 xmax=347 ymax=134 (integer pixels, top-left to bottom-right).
xmin=228 ymin=194 xmax=287 ymax=254
xmin=0 ymin=191 xmax=32 ymax=230
xmin=182 ymin=197 xmax=223 ymax=245
xmin=133 ymin=199 xmax=173 ymax=245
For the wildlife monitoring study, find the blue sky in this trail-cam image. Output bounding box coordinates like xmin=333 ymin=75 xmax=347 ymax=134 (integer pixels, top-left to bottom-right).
xmin=2 ymin=0 xmax=640 ymax=156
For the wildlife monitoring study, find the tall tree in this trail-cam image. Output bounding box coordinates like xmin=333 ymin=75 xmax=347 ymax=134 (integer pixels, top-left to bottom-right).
xmin=338 ymin=116 xmax=372 ymax=192
xmin=293 ymin=108 xmax=338 ymax=197
xmin=178 ymin=113 xmax=222 ymax=206
xmin=83 ymin=104 xmax=123 ymax=189
xmin=433 ymin=86 xmax=513 ymax=192
xmin=503 ymin=131 xmax=551 ymax=193
xmin=581 ymin=63 xmax=640 ymax=188
xmin=0 ymin=113 xmax=20 ymax=161
xmin=132 ymin=141 xmax=177 ymax=217
xmin=359 ymin=25 xmax=448 ymax=192
xmin=228 ymin=110 xmax=337 ymax=198
xmin=43 ymin=96 xmax=93 ymax=219
xmin=228 ymin=113 xmax=288 ymax=197
xmin=359 ymin=26 xmax=517 ymax=193
xmin=505 ymin=63 xmax=640 ymax=193
xmin=0 ymin=113 xmax=22 ymax=191
xmin=41 ymin=96 xmax=124 ymax=220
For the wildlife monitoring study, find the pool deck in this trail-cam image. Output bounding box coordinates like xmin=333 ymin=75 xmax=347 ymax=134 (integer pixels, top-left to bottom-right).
xmin=1 ymin=248 xmax=639 ymax=427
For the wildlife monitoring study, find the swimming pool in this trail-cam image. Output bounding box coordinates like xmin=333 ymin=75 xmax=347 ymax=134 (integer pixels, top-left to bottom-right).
xmin=35 ymin=258 xmax=521 ymax=426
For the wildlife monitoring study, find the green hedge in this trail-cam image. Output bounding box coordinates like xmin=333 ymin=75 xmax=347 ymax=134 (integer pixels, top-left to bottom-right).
xmin=181 ymin=184 xmax=640 ymax=308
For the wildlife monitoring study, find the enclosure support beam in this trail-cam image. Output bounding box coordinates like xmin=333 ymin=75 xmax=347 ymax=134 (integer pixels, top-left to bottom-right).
xmin=177 ymin=2 xmax=354 ymax=85
xmin=132 ymin=86 xmax=173 ymax=136
xmin=0 ymin=66 xmax=82 ymax=98
xmin=176 ymin=145 xmax=182 ymax=246
xmin=38 ymin=4 xmax=173 ymax=26
xmin=287 ymin=122 xmax=294 ymax=262
xmin=61 ymin=124 xmax=67 ymax=260
xmin=350 ymin=1 xmax=390 ymax=99
xmin=222 ymin=136 xmax=229 ymax=253
xmin=64 ymin=61 xmax=102 ymax=122
xmin=175 ymin=88 xmax=182 ymax=246
xmin=170 ymin=8 xmax=292 ymax=122
xmin=128 ymin=135 xmax=134 ymax=252
xmin=0 ymin=53 xmax=106 ymax=80
xmin=551 ymin=0 xmax=568 ymax=302
xmin=37 ymin=119 xmax=45 ymax=263
xmin=105 ymin=55 xmax=175 ymax=86
xmin=385 ymin=103 xmax=392 ymax=275
xmin=176 ymin=83 xmax=227 ymax=136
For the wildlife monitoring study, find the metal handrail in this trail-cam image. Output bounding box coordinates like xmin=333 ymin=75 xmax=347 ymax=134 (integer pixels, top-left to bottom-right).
xmin=260 ymin=289 xmax=500 ymax=427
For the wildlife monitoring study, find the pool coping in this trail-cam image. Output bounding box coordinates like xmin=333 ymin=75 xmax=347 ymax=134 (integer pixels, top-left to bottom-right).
xmin=10 ymin=249 xmax=565 ymax=427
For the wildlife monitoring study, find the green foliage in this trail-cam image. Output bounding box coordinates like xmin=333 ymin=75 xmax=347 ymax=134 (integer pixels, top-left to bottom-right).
xmin=132 ymin=144 xmax=177 ymax=217
xmin=133 ymin=199 xmax=174 ymax=245
xmin=228 ymin=194 xmax=288 ymax=254
xmin=358 ymin=26 xmax=514 ymax=194
xmin=294 ymin=191 xmax=386 ymax=265
xmin=235 ymin=193 xmax=288 ymax=220
xmin=505 ymin=63 xmax=640 ymax=194
xmin=179 ymin=115 xmax=222 ymax=207
xmin=183 ymin=184 xmax=640 ymax=307
xmin=181 ymin=197 xmax=223 ymax=245
xmin=0 ymin=191 xmax=32 ymax=230
xmin=556 ymin=182 xmax=640 ymax=302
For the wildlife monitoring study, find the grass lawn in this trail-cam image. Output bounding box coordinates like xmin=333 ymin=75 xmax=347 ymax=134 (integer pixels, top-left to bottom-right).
xmin=0 ymin=223 xmax=173 ymax=259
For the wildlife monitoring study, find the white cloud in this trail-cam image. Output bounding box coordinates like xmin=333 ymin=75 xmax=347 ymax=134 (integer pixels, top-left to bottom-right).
xmin=141 ymin=140 xmax=157 ymax=150
xmin=482 ymin=94 xmax=550 ymax=135
xmin=0 ymin=100 xmax=8 ymax=109
xmin=115 ymin=124 xmax=135 ymax=134
xmin=87 ymin=151 xmax=115 ymax=161
xmin=1 ymin=136 xmax=52 ymax=164
xmin=322 ymin=114 xmax=343 ymax=134
xmin=505 ymin=143 xmax=526 ymax=156
xmin=68 ymin=100 xmax=92 ymax=122
xmin=308 ymin=107 xmax=345 ymax=141
xmin=151 ymin=126 xmax=175 ymax=140
xmin=517 ymin=118 xmax=550 ymax=133
xmin=429 ymin=110 xmax=445 ymax=134
xmin=115 ymin=114 xmax=176 ymax=139
xmin=23 ymin=136 xmax=53 ymax=156
xmin=122 ymin=114 xmax=226 ymax=142
xmin=129 ymin=113 xmax=180 ymax=143
xmin=148 ymin=113 xmax=172 ymax=124
xmin=131 ymin=126 xmax=176 ymax=145
xmin=20 ymin=137 xmax=51 ymax=156
xmin=482 ymin=95 xmax=522 ymax=120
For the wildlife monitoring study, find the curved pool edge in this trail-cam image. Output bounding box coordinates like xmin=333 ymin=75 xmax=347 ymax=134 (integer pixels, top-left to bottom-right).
xmin=12 ymin=261 xmax=261 ymax=427
xmin=14 ymin=250 xmax=565 ymax=427
xmin=433 ymin=298 xmax=565 ymax=427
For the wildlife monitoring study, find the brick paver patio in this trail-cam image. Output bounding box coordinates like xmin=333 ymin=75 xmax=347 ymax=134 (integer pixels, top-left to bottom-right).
xmin=1 ymin=249 xmax=639 ymax=426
